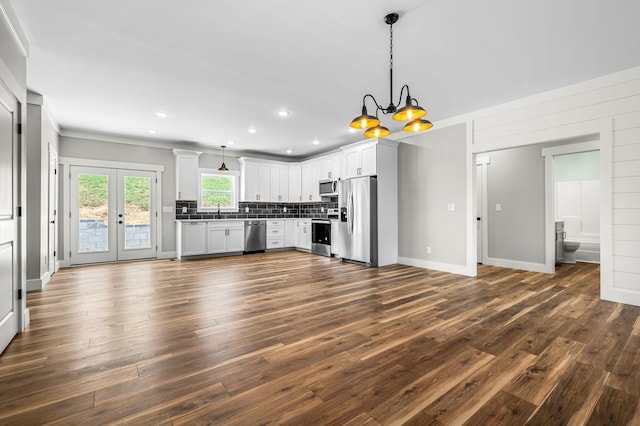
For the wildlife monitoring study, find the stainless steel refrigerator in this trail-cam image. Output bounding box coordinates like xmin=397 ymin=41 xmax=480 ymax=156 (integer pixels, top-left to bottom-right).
xmin=338 ymin=176 xmax=378 ymax=267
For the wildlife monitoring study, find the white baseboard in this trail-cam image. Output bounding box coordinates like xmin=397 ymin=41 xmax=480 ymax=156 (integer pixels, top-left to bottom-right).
xmin=398 ymin=256 xmax=476 ymax=277
xmin=484 ymin=257 xmax=551 ymax=273
xmin=26 ymin=271 xmax=51 ymax=292
xmin=158 ymin=251 xmax=177 ymax=259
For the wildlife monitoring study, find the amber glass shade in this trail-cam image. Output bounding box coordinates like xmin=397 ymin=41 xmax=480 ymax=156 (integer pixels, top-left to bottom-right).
xmin=392 ymin=98 xmax=427 ymax=121
xmin=403 ymin=118 xmax=433 ymax=132
xmin=350 ymin=105 xmax=380 ymax=129
xmin=363 ymin=125 xmax=391 ymax=139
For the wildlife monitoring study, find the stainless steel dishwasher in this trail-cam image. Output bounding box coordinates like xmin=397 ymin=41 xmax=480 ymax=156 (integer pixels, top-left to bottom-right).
xmin=244 ymin=220 xmax=266 ymax=253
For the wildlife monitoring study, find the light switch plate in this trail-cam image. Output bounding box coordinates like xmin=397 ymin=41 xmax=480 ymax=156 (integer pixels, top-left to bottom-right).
xmin=447 ymin=203 xmax=455 ymax=211
xmin=496 ymin=204 xmax=502 ymax=211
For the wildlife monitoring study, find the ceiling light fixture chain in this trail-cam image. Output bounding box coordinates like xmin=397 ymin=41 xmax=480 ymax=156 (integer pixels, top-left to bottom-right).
xmin=350 ymin=12 xmax=433 ymax=138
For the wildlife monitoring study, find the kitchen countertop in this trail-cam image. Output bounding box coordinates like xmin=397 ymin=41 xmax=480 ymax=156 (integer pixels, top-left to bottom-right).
xmin=175 ymin=218 xmax=314 ymax=222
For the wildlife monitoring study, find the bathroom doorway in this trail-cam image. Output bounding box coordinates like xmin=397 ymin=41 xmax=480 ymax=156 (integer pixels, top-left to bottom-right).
xmin=542 ymin=140 xmax=601 ymax=273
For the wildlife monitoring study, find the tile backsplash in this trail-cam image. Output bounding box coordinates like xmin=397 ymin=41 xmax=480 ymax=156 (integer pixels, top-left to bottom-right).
xmin=175 ymin=200 xmax=338 ymax=220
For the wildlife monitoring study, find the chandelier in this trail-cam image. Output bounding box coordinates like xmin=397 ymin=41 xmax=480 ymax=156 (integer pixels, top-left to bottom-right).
xmin=350 ymin=13 xmax=433 ymax=138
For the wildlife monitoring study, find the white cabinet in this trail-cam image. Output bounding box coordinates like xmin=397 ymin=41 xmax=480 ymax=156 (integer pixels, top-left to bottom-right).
xmin=343 ymin=142 xmax=377 ymax=178
xmin=177 ymin=222 xmax=206 ymax=257
xmin=288 ymin=165 xmax=301 ymax=202
xmin=240 ymin=159 xmax=271 ymax=201
xmin=207 ymin=221 xmax=244 ymax=254
xmin=331 ymin=220 xmax=339 ymax=256
xmin=270 ymin=165 xmax=289 ymax=202
xmin=301 ymin=163 xmax=314 ymax=202
xmin=173 ymin=149 xmax=202 ymax=200
xmin=297 ymin=219 xmax=311 ymax=250
xmin=320 ymin=154 xmax=342 ymax=180
xmin=285 ymin=219 xmax=297 ymax=247
xmin=266 ymin=220 xmax=285 ymax=249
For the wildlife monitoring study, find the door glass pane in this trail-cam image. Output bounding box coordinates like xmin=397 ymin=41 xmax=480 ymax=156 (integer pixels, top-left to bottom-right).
xmin=78 ymin=173 xmax=109 ymax=253
xmin=124 ymin=176 xmax=151 ymax=250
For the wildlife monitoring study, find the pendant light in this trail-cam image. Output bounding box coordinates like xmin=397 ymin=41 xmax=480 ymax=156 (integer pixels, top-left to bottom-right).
xmin=350 ymin=12 xmax=432 ymax=137
xmin=218 ymin=145 xmax=229 ymax=173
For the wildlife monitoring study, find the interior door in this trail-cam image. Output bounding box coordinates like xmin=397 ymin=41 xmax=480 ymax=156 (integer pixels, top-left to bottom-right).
xmin=0 ymin=84 xmax=21 ymax=354
xmin=48 ymin=145 xmax=58 ymax=274
xmin=70 ymin=167 xmax=156 ymax=264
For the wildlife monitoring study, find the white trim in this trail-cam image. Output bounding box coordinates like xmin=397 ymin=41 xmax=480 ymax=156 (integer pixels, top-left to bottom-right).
xmin=26 ymin=271 xmax=50 ymax=292
xmin=476 ymin=155 xmax=491 ymax=165
xmin=398 ymin=257 xmax=476 ymax=277
xmin=465 ymin=120 xmax=477 ymax=275
xmin=541 ymin=141 xmax=600 ymax=157
xmin=483 ymin=257 xmax=549 ymax=273
xmin=0 ymin=1 xmax=29 ymax=57
xmin=59 ymin=157 xmax=164 ymax=173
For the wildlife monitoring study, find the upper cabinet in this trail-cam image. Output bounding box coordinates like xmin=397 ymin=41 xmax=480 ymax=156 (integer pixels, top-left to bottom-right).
xmin=343 ymin=142 xmax=377 ymax=178
xmin=288 ymin=165 xmax=302 ymax=202
xmin=270 ymin=164 xmax=290 ymax=202
xmin=300 ymin=162 xmax=314 ymax=202
xmin=240 ymin=158 xmax=271 ymax=201
xmin=319 ymin=154 xmax=342 ymax=180
xmin=173 ymin=149 xmax=202 ymax=200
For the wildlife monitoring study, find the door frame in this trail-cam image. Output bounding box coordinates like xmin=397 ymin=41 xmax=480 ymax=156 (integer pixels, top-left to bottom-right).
xmin=59 ymin=157 xmax=164 ymax=268
xmin=0 ymin=79 xmax=25 ymax=352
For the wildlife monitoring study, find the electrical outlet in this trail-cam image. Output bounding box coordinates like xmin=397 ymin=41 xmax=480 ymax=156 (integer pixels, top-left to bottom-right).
xmin=427 ymin=246 xmax=432 ymax=255
xmin=447 ymin=203 xmax=455 ymax=211
xmin=283 ymin=206 xmax=287 ymax=213
xmin=496 ymin=204 xmax=502 ymax=212
xmin=321 ymin=207 xmax=324 ymax=212
xmin=181 ymin=206 xmax=187 ymax=214
xmin=245 ymin=206 xmax=250 ymax=213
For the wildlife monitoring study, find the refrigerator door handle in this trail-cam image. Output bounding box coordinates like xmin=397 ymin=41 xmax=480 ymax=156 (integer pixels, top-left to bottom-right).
xmin=347 ymin=191 xmax=354 ymax=235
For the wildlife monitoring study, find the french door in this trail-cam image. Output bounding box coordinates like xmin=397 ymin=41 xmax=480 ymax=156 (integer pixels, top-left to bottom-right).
xmin=70 ymin=166 xmax=157 ymax=265
xmin=0 ymin=83 xmax=21 ymax=354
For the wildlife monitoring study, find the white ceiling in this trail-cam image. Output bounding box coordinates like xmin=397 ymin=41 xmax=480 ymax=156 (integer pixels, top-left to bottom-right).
xmin=9 ymin=0 xmax=640 ymax=159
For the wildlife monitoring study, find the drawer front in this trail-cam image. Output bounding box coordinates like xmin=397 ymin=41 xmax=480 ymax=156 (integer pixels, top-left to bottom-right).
xmin=267 ymin=236 xmax=285 ymax=249
xmin=267 ymin=226 xmax=285 ymax=236
xmin=267 ymin=220 xmax=284 ymax=227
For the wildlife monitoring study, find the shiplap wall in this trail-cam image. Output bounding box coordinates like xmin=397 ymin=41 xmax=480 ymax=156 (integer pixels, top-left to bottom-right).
xmin=467 ymin=66 xmax=640 ymax=306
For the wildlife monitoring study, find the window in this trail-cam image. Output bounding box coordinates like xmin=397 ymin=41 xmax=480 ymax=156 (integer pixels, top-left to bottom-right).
xmin=198 ymin=171 xmax=239 ymax=211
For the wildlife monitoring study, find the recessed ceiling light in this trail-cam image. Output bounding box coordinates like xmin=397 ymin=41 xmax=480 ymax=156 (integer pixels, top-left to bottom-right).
xmin=156 ymin=111 xmax=168 ymax=118
xmin=278 ymin=110 xmax=290 ymax=117
xmin=286 ymin=149 xmax=292 ymax=154
xmin=228 ymin=140 xmax=235 ymax=145
xmin=148 ymin=129 xmax=158 ymax=134
xmin=349 ymin=128 xmax=357 ymax=133
xmin=312 ymin=140 xmax=320 ymax=145
xmin=248 ymin=127 xmax=257 ymax=134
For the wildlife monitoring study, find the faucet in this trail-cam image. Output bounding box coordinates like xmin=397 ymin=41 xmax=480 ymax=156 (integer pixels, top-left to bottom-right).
xmin=216 ymin=203 xmax=221 ymax=219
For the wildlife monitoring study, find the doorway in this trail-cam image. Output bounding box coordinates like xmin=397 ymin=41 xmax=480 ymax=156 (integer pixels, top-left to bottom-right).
xmin=0 ymin=82 xmax=21 ymax=353
xmin=69 ymin=166 xmax=157 ymax=265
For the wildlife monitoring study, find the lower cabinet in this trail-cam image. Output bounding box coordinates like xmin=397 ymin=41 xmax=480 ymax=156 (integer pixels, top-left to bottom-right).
xmin=285 ymin=219 xmax=297 ymax=247
xmin=207 ymin=222 xmax=245 ymax=254
xmin=178 ymin=222 xmax=207 ymax=257
xmin=177 ymin=221 xmax=244 ymax=259
xmin=297 ymin=219 xmax=311 ymax=251
xmin=266 ymin=220 xmax=285 ymax=249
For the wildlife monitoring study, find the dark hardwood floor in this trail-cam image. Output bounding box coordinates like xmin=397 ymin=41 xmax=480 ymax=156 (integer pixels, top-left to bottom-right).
xmin=1 ymin=251 xmax=639 ymax=425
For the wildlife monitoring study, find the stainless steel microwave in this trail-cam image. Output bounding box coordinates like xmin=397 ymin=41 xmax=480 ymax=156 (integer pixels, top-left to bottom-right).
xmin=319 ymin=179 xmax=339 ymax=197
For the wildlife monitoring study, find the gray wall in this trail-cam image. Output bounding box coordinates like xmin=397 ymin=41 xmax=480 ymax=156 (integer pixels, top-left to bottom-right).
xmin=397 ymin=123 xmax=467 ymax=267
xmin=486 ymin=144 xmax=546 ymax=264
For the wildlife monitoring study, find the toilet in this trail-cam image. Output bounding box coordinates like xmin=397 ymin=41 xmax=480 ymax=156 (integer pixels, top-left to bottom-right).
xmin=562 ymin=241 xmax=581 ymax=264
xmin=560 ymin=216 xmax=581 ymax=264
